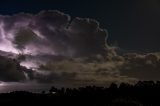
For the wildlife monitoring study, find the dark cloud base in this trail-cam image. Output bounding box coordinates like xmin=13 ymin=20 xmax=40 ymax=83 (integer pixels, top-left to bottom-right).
xmin=0 ymin=55 xmax=26 ymax=81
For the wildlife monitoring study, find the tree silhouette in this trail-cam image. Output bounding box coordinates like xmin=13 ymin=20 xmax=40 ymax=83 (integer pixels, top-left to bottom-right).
xmin=0 ymin=81 xmax=160 ymax=105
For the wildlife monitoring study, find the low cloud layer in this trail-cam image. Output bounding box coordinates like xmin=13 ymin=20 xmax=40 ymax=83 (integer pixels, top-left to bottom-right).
xmin=36 ymin=56 xmax=137 ymax=86
xmin=120 ymin=53 xmax=160 ymax=80
xmin=0 ymin=10 xmax=160 ymax=87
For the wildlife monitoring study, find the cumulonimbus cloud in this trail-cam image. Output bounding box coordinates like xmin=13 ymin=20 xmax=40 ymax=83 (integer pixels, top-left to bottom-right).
xmin=0 ymin=10 xmax=109 ymax=57
xmin=0 ymin=10 xmax=159 ymax=87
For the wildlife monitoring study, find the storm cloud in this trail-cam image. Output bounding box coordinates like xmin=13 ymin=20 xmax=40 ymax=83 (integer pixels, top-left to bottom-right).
xmin=0 ymin=10 xmax=108 ymax=57
xmin=0 ymin=10 xmax=160 ymax=87
xmin=0 ymin=55 xmax=26 ymax=81
xmin=120 ymin=53 xmax=160 ymax=80
xmin=36 ymin=56 xmax=137 ymax=86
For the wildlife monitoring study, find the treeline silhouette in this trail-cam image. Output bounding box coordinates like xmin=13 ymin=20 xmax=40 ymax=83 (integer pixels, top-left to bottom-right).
xmin=1 ymin=81 xmax=160 ymax=105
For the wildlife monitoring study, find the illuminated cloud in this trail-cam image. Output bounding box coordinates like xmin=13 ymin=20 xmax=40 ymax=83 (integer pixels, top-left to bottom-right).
xmin=0 ymin=10 xmax=159 ymax=87
xmin=0 ymin=10 xmax=109 ymax=57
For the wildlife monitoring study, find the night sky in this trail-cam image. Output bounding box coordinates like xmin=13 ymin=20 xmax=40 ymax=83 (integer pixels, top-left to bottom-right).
xmin=0 ymin=0 xmax=160 ymax=92
xmin=0 ymin=0 xmax=160 ymax=52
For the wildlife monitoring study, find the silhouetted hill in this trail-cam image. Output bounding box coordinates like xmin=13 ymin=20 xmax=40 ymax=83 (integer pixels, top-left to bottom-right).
xmin=0 ymin=81 xmax=160 ymax=105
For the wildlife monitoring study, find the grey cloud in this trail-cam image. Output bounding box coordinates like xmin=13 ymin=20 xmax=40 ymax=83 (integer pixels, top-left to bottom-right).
xmin=0 ymin=55 xmax=26 ymax=82
xmin=22 ymin=52 xmax=160 ymax=86
xmin=14 ymin=28 xmax=38 ymax=50
xmin=36 ymin=57 xmax=137 ymax=86
xmin=0 ymin=13 xmax=32 ymax=32
xmin=0 ymin=10 xmax=109 ymax=57
xmin=68 ymin=18 xmax=108 ymax=56
xmin=0 ymin=10 xmax=160 ymax=87
xmin=120 ymin=53 xmax=160 ymax=80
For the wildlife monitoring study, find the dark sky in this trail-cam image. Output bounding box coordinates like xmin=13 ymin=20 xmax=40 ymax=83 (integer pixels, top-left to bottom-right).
xmin=0 ymin=0 xmax=160 ymax=52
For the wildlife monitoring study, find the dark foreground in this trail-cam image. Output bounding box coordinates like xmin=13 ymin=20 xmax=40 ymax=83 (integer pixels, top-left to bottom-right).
xmin=0 ymin=81 xmax=160 ymax=105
